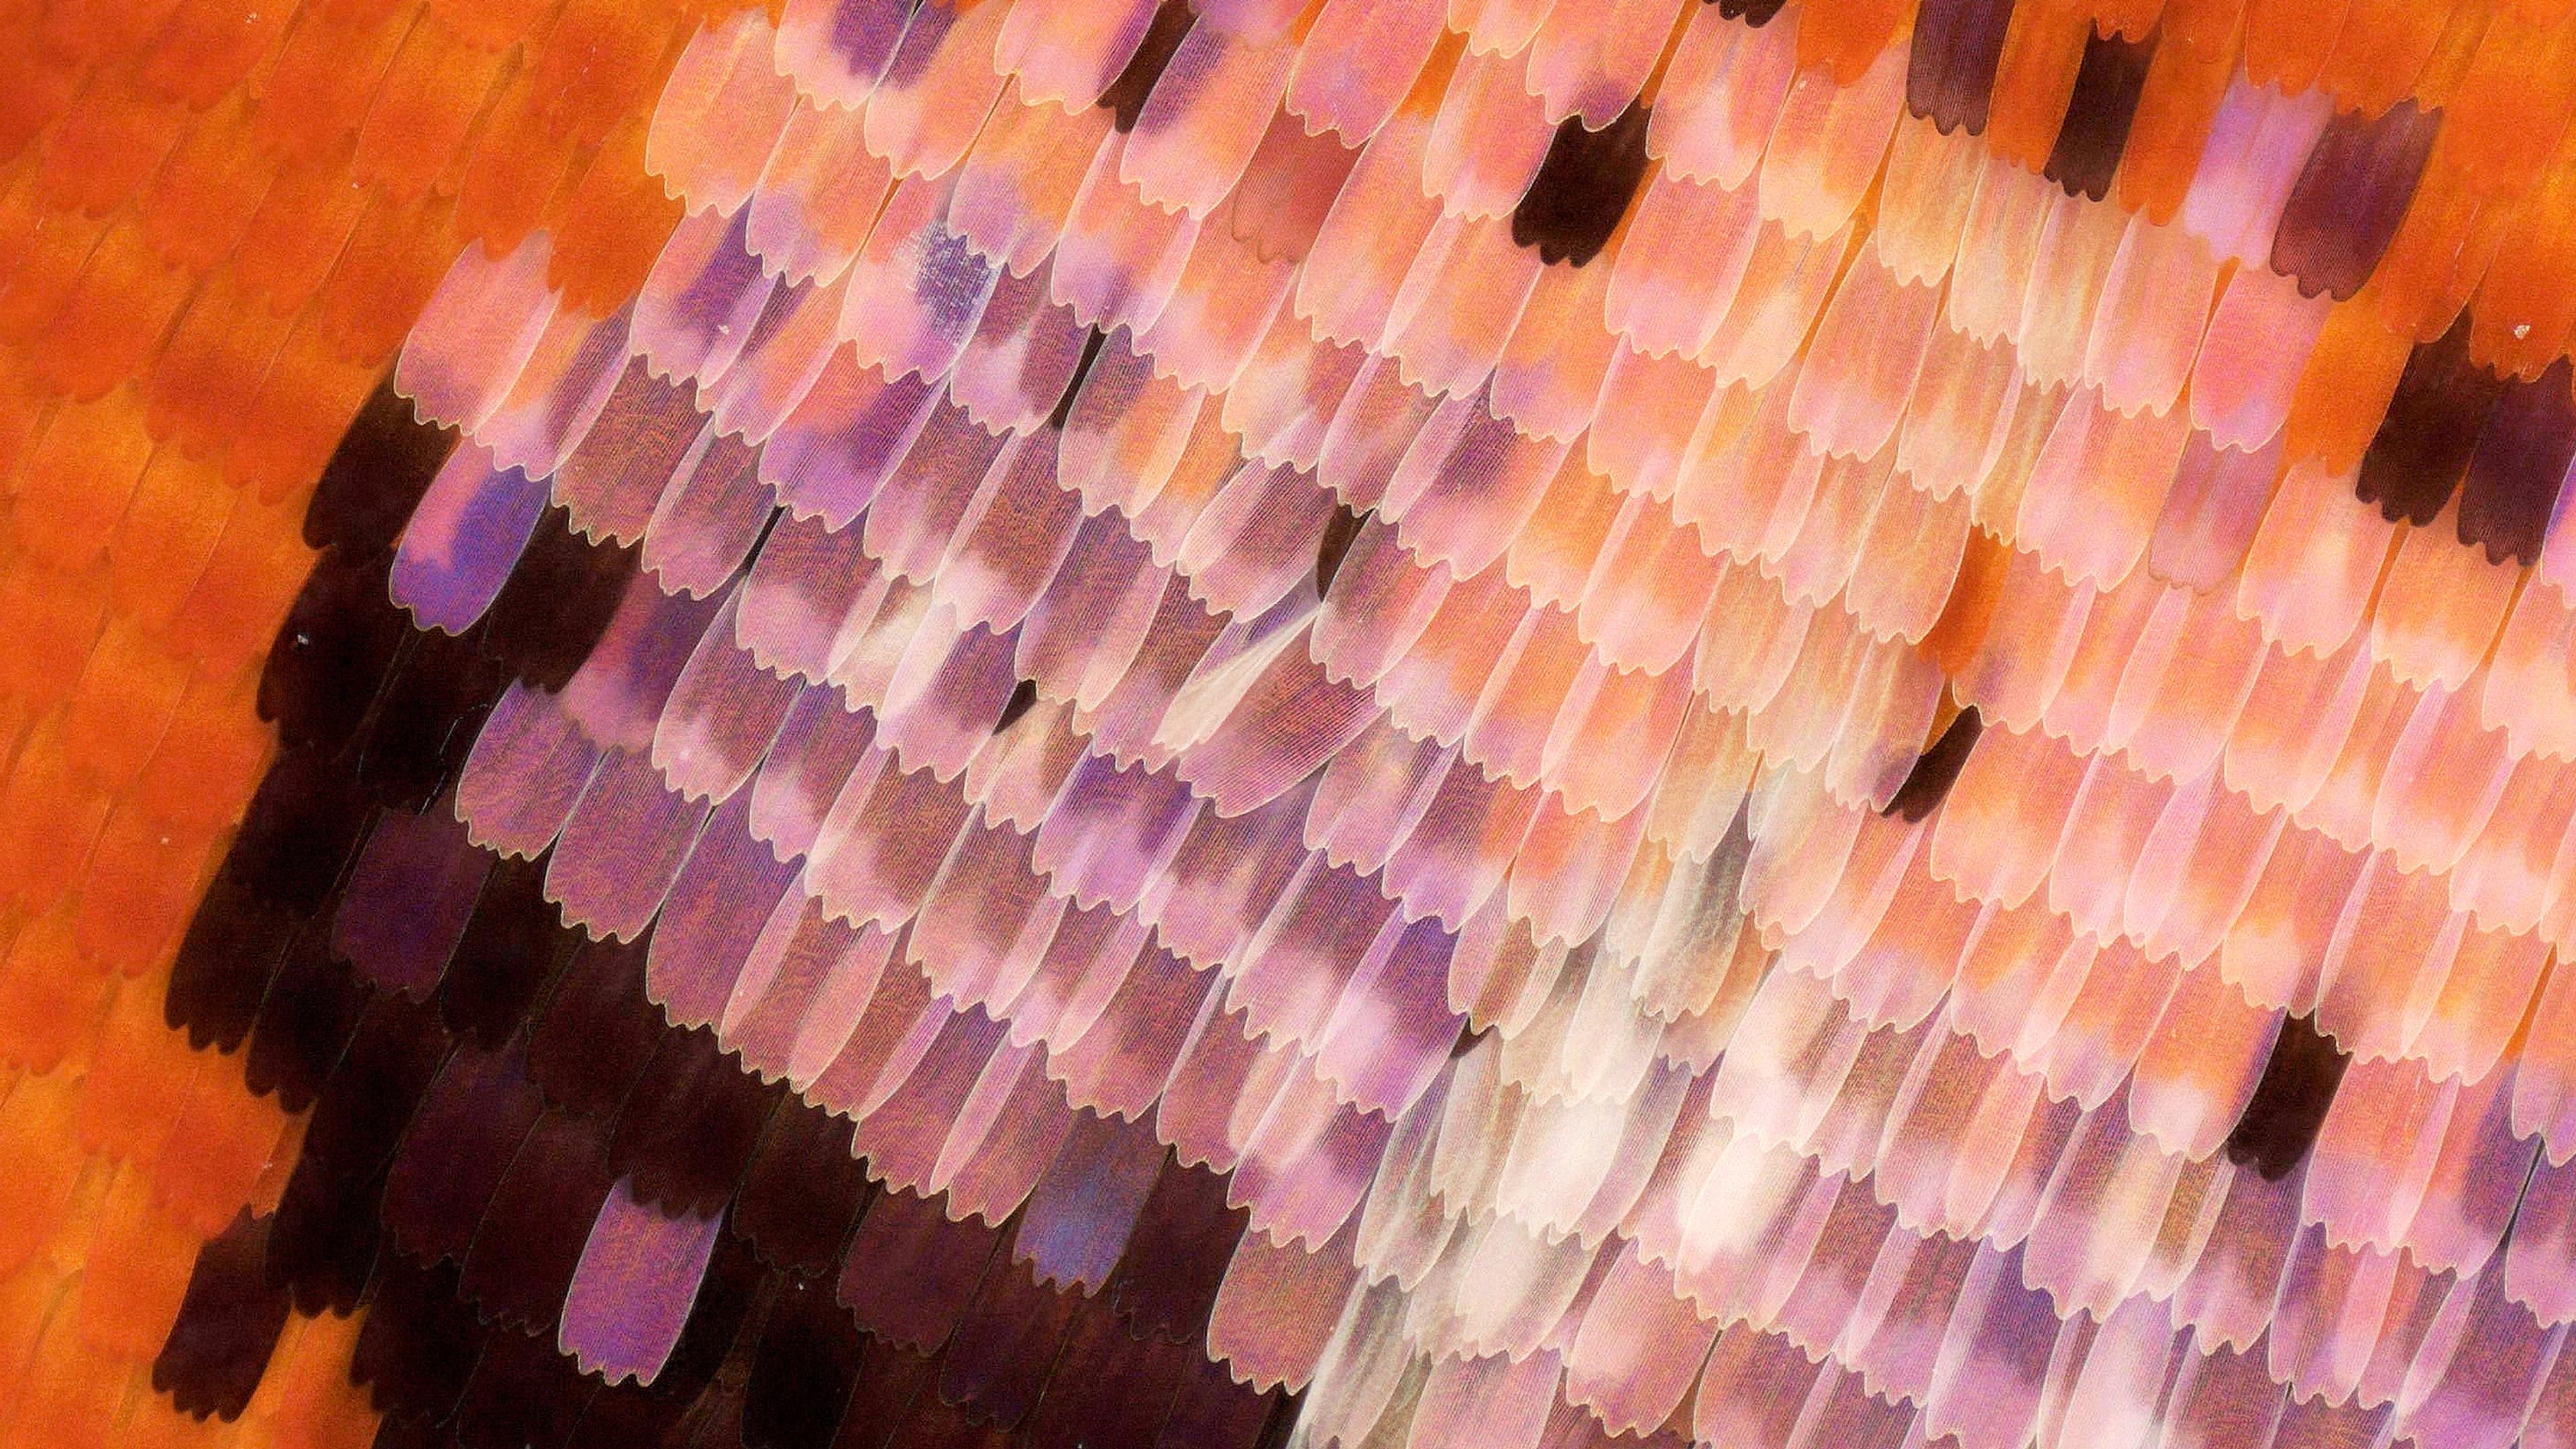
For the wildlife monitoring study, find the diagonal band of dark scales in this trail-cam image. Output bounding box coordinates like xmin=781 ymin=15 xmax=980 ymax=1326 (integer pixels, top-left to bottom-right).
xmin=154 ymin=383 xmax=1293 ymax=1449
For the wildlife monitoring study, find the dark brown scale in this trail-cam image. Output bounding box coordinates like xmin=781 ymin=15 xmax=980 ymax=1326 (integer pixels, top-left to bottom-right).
xmin=733 ymin=1100 xmax=871 ymax=1276
xmin=380 ymin=1039 xmax=549 ymax=1267
xmin=1106 ymin=1156 xmax=1248 ymax=1342
xmin=458 ymin=1108 xmax=619 ymax=1332
xmin=450 ymin=1324 xmax=598 ymax=1449
xmin=260 ymin=542 xmax=413 ymax=757
xmin=2043 ymin=26 xmax=2155 ymax=201
xmin=164 ymin=857 xmax=300 ymax=1051
xmin=1047 ymin=327 xmax=1110 ymax=430
xmin=352 ymin=1255 xmax=485 ymax=1426
xmin=1022 ymin=1301 xmax=1194 ymax=1449
xmin=830 ymin=1338 xmax=942 ymax=1449
xmin=2224 ymin=1014 xmax=2350 ymax=1180
xmin=299 ymin=990 xmax=450 ymax=1185
xmin=153 ymin=1210 xmax=292 ymax=1421
xmin=605 ymin=1025 xmax=788 ymax=1216
xmin=935 ymin=1246 xmax=1082 ymax=1432
xmin=1717 ymin=0 xmax=1789 ymax=21
xmin=992 ymin=677 xmax=1039 ymax=733
xmin=2356 ymin=311 xmax=2507 ymax=525
xmin=1315 ymin=503 xmax=1367 ymax=598
xmin=360 ymin=623 xmax=511 ymax=815
xmin=305 ymin=374 xmax=458 ymax=557
xmin=265 ymin=1145 xmax=387 ymax=1314
xmin=482 ymin=507 xmax=639 ymax=692
xmin=1099 ymin=1 xmax=1194 ymax=132
xmin=437 ymin=851 xmax=582 ymax=1051
xmin=835 ymin=1188 xmax=1006 ymax=1354
xmin=242 ymin=920 xmax=369 ymax=1110
xmin=2271 ymin=99 xmax=2442 ymax=302
xmin=1512 ymin=101 xmax=1653 ymax=268
xmin=637 ymin=1225 xmax=767 ymax=1414
xmin=1155 ymin=1358 xmax=1291 ymax=1449
xmin=1907 ymin=0 xmax=2017 ymax=135
xmin=2459 ymin=355 xmax=2576 ymax=566
xmin=527 ymin=936 xmax=663 ymax=1120
xmin=1884 ymin=706 xmax=1984 ymax=822
xmin=741 ymin=1275 xmax=865 ymax=1449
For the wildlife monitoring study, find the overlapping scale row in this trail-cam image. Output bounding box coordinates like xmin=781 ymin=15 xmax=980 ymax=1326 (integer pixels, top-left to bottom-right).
xmin=58 ymin=0 xmax=2576 ymax=1446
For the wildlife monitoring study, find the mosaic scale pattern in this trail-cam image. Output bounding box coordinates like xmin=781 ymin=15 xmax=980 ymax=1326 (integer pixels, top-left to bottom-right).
xmin=24 ymin=0 xmax=2576 ymax=1445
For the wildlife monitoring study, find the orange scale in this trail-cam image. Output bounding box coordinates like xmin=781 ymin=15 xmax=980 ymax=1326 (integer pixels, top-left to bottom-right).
xmin=2116 ymin=30 xmax=2237 ymax=226
xmin=138 ymin=93 xmax=278 ymax=278
xmin=2414 ymin=919 xmax=2548 ymax=1084
xmin=2244 ymin=0 xmax=2347 ymax=95
xmin=1921 ymin=523 xmax=2011 ymax=680
xmin=158 ymin=485 xmax=311 ymax=670
xmin=58 ymin=621 xmax=190 ymax=791
xmin=2092 ymin=0 xmax=2167 ymax=39
xmin=2128 ymin=958 xmax=2276 ymax=1160
xmin=2 ymin=1281 xmax=130 ymax=1449
xmin=2367 ymin=513 xmax=2519 ymax=690
xmin=0 ymin=43 xmax=85 ymax=164
xmin=70 ymin=1165 xmax=197 ymax=1362
xmin=1794 ymin=0 xmax=1914 ymax=86
xmin=1928 ymin=718 xmax=2088 ymax=910
xmin=250 ymin=2 xmax=421 ymax=166
xmin=144 ymin=267 xmax=297 ymax=462
xmin=137 ymin=0 xmax=295 ymax=109
xmin=1985 ymin=1 xmax=2094 ymax=171
xmin=2469 ymin=140 xmax=2576 ymax=378
xmin=252 ymin=1309 xmax=379 ymax=1449
xmin=2235 ymin=457 xmax=2398 ymax=660
xmin=528 ymin=0 xmax=686 ymax=152
xmin=2301 ymin=658 xmax=2422 ymax=850
xmin=546 ymin=112 xmax=687 ymax=316
xmin=0 ymin=902 xmax=113 ymax=1075
xmin=0 ymin=203 xmax=110 ymax=347
xmin=125 ymin=1396 xmax=237 ymax=1449
xmin=2045 ymin=753 xmax=2177 ymax=945
xmin=2361 ymin=140 xmax=2513 ymax=343
xmin=2370 ymin=680 xmax=2515 ymax=876
xmin=13 ymin=385 xmax=156 ymax=570
xmin=2222 ymin=630 xmax=2374 ymax=818
xmin=2459 ymin=752 xmax=2576 ymax=924
xmin=314 ymin=189 xmax=460 ymax=366
xmin=2316 ymin=0 xmax=2460 ymax=117
xmin=227 ymin=315 xmax=381 ymax=506
xmin=451 ymin=70 xmax=575 ymax=258
xmin=2314 ymin=853 xmax=2454 ymax=1059
xmin=0 ymin=564 xmax=109 ymax=716
xmin=431 ymin=0 xmax=557 ymax=50
xmin=126 ymin=674 xmax=266 ymax=839
xmin=2039 ymin=569 xmax=2165 ymax=756
xmin=148 ymin=1049 xmax=288 ymax=1239
xmin=35 ymin=68 xmax=189 ymax=220
xmin=69 ymin=975 xmax=197 ymax=1165
xmin=2216 ymin=822 xmax=2362 ymax=1012
xmin=2442 ymin=6 xmax=2576 ymax=199
xmin=105 ymin=449 xmax=233 ymax=637
xmin=2281 ymin=301 xmax=2414 ymax=474
xmin=0 ymin=734 xmax=114 ymax=913
xmin=231 ymin=153 xmax=373 ymax=321
xmin=72 ymin=804 xmax=212 ymax=978
xmin=0 ymin=354 xmax=46 ymax=483
xmin=36 ymin=0 xmax=188 ymax=62
xmin=0 ymin=1069 xmax=88 ymax=1281
xmin=42 ymin=217 xmax=195 ymax=404
xmin=352 ymin=11 xmax=511 ymax=205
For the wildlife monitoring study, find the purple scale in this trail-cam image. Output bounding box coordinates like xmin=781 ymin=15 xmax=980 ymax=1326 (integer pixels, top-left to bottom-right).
xmin=390 ymin=441 xmax=550 ymax=635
